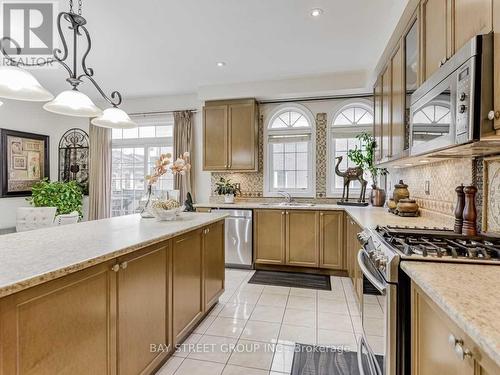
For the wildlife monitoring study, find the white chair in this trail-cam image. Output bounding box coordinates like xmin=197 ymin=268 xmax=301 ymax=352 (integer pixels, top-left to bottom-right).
xmin=16 ymin=207 xmax=57 ymax=232
xmin=54 ymin=211 xmax=80 ymax=226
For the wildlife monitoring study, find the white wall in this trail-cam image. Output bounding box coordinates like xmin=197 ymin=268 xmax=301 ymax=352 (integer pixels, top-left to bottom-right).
xmin=0 ymin=99 xmax=89 ymax=229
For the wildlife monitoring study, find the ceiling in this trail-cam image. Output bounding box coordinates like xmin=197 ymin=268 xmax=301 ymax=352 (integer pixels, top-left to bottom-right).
xmin=33 ymin=0 xmax=408 ymax=99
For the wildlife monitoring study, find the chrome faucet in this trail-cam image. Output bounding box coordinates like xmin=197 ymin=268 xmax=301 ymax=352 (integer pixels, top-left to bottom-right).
xmin=277 ymin=191 xmax=292 ymax=204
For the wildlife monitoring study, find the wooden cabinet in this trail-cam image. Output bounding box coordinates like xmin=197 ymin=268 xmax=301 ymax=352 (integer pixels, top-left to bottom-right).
xmin=116 ymin=244 xmax=169 ymax=375
xmin=453 ymin=0 xmax=492 ymax=52
xmin=286 ymin=210 xmax=319 ymax=267
xmin=0 ymin=261 xmax=117 ymax=375
xmin=421 ymin=0 xmax=449 ymax=80
xmin=345 ymin=215 xmax=361 ymax=279
xmin=203 ymin=105 xmax=228 ymax=170
xmin=255 ymin=209 xmax=345 ymax=271
xmin=254 ymin=209 xmax=286 ymax=264
xmin=203 ymin=221 xmax=225 ymax=310
xmin=382 ymin=64 xmax=392 ymax=160
xmin=373 ymin=78 xmax=383 ymax=163
xmin=319 ymin=211 xmax=344 ymax=270
xmin=391 ymin=43 xmax=406 ymax=158
xmin=172 ymin=228 xmax=204 ymax=343
xmin=411 ymin=282 xmax=499 ymax=375
xmin=203 ymin=99 xmax=258 ymax=171
xmin=492 ymin=0 xmax=500 ymax=134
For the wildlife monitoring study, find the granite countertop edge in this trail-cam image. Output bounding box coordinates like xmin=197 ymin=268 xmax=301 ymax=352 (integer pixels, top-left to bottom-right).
xmin=401 ymin=261 xmax=500 ymax=368
xmin=0 ymin=213 xmax=227 ymax=299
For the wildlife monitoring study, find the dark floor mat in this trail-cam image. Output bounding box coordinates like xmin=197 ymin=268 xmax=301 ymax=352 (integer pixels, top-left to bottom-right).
xmin=247 ymin=270 xmax=331 ymax=290
xmin=291 ymin=343 xmax=383 ymax=375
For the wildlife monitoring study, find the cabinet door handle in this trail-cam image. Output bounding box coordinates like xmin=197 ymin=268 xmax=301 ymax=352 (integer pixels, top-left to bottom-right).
xmin=206 ymin=228 xmax=210 ymax=234
xmin=120 ymin=261 xmax=128 ymax=270
xmin=111 ymin=264 xmax=120 ymax=272
xmin=285 ymin=211 xmax=289 ymax=215
xmin=488 ymin=110 xmax=500 ymax=120
xmin=281 ymin=211 xmax=285 ymax=215
xmin=320 ymin=212 xmax=324 ymax=216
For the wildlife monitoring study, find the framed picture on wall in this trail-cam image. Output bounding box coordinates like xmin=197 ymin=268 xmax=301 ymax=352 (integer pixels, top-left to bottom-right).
xmin=0 ymin=129 xmax=50 ymax=197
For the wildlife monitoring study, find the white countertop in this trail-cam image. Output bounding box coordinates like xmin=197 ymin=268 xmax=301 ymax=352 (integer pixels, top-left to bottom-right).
xmin=195 ymin=202 xmax=453 ymax=230
xmin=401 ymin=261 xmax=500 ymax=368
xmin=0 ymin=212 xmax=227 ymax=298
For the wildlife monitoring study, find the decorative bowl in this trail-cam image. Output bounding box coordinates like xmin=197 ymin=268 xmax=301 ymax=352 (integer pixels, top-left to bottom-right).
xmin=149 ymin=206 xmax=185 ymax=221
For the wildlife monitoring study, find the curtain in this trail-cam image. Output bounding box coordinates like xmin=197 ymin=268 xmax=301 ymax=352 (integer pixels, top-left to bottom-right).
xmin=173 ymin=110 xmax=194 ymax=204
xmin=88 ymin=124 xmax=112 ymax=220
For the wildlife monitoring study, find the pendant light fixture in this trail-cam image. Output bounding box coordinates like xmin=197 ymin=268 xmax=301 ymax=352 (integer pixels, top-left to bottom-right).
xmin=0 ymin=1 xmax=136 ymax=129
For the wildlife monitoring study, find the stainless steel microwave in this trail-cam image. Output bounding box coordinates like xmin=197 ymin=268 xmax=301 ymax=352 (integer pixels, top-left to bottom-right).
xmin=409 ymin=33 xmax=498 ymax=158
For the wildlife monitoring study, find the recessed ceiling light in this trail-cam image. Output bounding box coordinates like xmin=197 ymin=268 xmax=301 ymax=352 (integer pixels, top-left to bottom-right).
xmin=404 ymin=163 xmax=413 ymax=167
xmin=310 ymin=8 xmax=323 ymax=17
xmin=216 ymin=62 xmax=226 ymax=67
xmin=419 ymin=160 xmax=430 ymax=163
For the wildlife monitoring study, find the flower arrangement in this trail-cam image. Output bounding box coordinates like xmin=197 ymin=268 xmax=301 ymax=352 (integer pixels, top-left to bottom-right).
xmin=215 ymin=177 xmax=241 ymax=203
xmin=146 ymin=152 xmax=191 ymax=185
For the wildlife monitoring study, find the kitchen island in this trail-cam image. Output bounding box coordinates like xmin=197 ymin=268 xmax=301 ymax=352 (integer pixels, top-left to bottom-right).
xmin=0 ymin=212 xmax=227 ymax=375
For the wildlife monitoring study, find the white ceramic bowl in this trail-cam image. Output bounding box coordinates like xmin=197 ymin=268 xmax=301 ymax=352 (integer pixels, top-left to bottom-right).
xmin=150 ymin=206 xmax=184 ymax=221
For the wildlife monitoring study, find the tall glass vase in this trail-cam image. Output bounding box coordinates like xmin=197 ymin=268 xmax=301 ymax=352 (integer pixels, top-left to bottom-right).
xmin=139 ymin=184 xmax=156 ymax=218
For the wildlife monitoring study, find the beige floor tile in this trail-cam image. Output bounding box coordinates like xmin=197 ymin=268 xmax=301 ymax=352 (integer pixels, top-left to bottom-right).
xmin=318 ymin=299 xmax=349 ymax=315
xmin=173 ymin=358 xmax=225 ymax=375
xmin=208 ymin=302 xmax=226 ymax=317
xmin=367 ymin=335 xmax=384 ymax=355
xmin=364 ymin=294 xmax=381 ymax=305
xmin=194 ymin=315 xmax=217 ymax=334
xmin=250 ymin=305 xmax=285 ymax=323
xmin=317 ymin=289 xmax=346 ymax=301
xmin=262 ymin=285 xmax=291 ymax=295
xmin=187 ymin=334 xmax=237 ymax=363
xmin=282 ymin=308 xmax=316 ymax=328
xmin=348 ymin=301 xmax=361 ymax=316
xmin=257 ymin=293 xmax=288 ymax=308
xmin=205 ymin=316 xmax=247 ymax=338
xmin=238 ymin=284 xmax=265 ymax=294
xmin=240 ymin=320 xmax=281 ymax=343
xmin=229 ymin=291 xmax=262 ymax=305
xmin=222 ymin=364 xmax=268 ymax=375
xmin=317 ymin=329 xmax=357 ymax=351
xmin=271 ymin=344 xmax=296 ymax=374
xmin=286 ymin=295 xmax=316 ymax=311
xmin=363 ymin=303 xmax=384 ymax=318
xmin=155 ymin=356 xmax=184 ymax=375
xmin=278 ymin=324 xmax=316 ymax=346
xmin=317 ymin=312 xmax=353 ymax=332
xmin=228 ymin=339 xmax=275 ymax=370
xmin=174 ymin=333 xmax=203 ymax=357
xmin=351 ymin=316 xmax=363 ymax=333
xmin=363 ymin=316 xmax=384 ymax=337
xmin=289 ymin=288 xmax=317 ymax=297
xmin=218 ymin=303 xmax=255 ymax=320
xmin=219 ymin=290 xmax=236 ymax=303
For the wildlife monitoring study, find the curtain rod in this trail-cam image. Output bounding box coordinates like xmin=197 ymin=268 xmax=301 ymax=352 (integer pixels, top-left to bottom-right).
xmin=129 ymin=109 xmax=199 ymax=116
xmin=258 ymin=93 xmax=373 ymax=104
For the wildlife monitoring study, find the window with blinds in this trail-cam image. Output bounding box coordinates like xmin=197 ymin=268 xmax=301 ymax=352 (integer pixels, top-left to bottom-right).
xmin=264 ymin=106 xmax=315 ymax=197
xmin=111 ymin=114 xmax=174 ymax=217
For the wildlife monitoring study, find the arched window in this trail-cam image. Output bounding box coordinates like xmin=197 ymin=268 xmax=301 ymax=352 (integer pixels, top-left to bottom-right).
xmin=327 ymin=102 xmax=374 ymax=197
xmin=411 ymin=102 xmax=451 ymax=146
xmin=264 ymin=104 xmax=316 ymax=197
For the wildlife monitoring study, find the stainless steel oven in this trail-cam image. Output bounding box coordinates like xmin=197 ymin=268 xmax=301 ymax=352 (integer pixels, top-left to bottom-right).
xmin=356 ymin=232 xmax=400 ymax=375
xmin=409 ymin=33 xmax=494 ymax=157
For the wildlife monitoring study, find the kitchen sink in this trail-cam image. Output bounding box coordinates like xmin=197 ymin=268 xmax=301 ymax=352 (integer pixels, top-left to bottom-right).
xmin=259 ymin=202 xmax=315 ymax=207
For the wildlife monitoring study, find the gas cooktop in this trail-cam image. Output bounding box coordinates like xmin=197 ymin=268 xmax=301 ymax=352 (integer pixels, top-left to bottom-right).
xmin=376 ymin=226 xmax=500 ymax=263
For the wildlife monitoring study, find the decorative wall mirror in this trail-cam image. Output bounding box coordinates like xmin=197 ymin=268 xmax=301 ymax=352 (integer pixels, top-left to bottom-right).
xmin=58 ymin=128 xmax=89 ymax=194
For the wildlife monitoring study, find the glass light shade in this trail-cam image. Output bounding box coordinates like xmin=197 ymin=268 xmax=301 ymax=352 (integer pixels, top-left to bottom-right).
xmin=43 ymin=90 xmax=102 ymax=117
xmin=91 ymin=107 xmax=137 ymax=129
xmin=0 ymin=66 xmax=53 ymax=101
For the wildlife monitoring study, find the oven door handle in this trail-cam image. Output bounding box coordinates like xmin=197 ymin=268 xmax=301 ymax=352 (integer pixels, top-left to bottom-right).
xmin=357 ymin=335 xmax=381 ymax=375
xmin=357 ymin=249 xmax=387 ymax=294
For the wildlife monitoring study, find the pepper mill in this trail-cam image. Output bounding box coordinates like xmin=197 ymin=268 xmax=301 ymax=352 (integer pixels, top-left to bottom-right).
xmin=454 ymin=185 xmax=465 ymax=234
xmin=462 ymin=185 xmax=477 ymax=236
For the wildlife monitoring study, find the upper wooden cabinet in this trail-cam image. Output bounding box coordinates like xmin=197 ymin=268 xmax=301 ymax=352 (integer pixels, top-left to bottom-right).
xmin=381 ymin=64 xmax=393 ymax=160
xmin=421 ymin=0 xmax=449 ymax=81
xmin=203 ymin=99 xmax=258 ymax=171
xmin=374 ymin=78 xmax=383 ymax=163
xmin=494 ymin=0 xmax=500 ymax=134
xmin=391 ymin=43 xmax=406 ymax=158
xmin=453 ymin=0 xmax=492 ymax=52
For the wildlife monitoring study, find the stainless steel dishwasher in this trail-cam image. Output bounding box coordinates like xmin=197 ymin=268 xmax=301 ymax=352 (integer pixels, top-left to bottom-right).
xmin=218 ymin=209 xmax=253 ymax=269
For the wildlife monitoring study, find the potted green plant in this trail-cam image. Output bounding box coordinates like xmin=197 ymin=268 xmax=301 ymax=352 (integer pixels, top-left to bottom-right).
xmin=214 ymin=177 xmax=240 ymax=204
xmin=347 ymin=132 xmax=389 ymax=207
xmin=27 ymin=179 xmax=84 ymax=218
